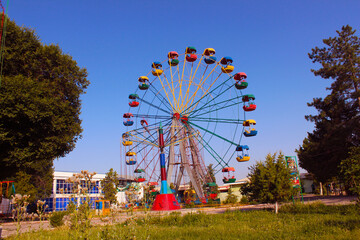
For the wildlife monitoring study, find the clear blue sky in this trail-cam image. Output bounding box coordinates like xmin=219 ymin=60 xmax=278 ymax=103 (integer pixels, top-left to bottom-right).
xmin=8 ymin=0 xmax=360 ymax=179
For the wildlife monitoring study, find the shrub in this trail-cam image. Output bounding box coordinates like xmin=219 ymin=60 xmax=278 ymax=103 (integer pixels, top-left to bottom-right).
xmin=50 ymin=211 xmax=67 ymax=227
xmin=223 ymin=188 xmax=238 ymax=204
xmin=240 ymin=196 xmax=249 ymax=204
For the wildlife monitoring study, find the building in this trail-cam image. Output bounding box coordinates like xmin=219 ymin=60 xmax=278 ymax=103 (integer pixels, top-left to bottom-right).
xmin=218 ymin=178 xmax=249 ymax=203
xmin=45 ymin=171 xmax=106 ymax=212
xmin=299 ymin=173 xmax=315 ymax=193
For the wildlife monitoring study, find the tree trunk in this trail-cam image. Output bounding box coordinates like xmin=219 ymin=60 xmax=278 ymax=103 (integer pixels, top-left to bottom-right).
xmin=319 ymin=182 xmax=323 ymax=196
xmin=275 ymin=201 xmax=279 ymax=214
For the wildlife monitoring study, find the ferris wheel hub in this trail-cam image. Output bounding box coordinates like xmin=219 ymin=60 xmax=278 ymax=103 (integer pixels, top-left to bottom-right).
xmin=173 ymin=113 xmax=180 ymax=120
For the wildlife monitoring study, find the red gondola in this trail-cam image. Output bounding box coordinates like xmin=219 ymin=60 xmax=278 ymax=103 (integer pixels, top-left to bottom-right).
xmin=186 ymin=46 xmax=197 ymax=62
xmin=234 ymin=72 xmax=247 ymax=81
xmin=243 ymin=104 xmax=257 ymax=112
xmin=123 ymin=113 xmax=134 ymax=126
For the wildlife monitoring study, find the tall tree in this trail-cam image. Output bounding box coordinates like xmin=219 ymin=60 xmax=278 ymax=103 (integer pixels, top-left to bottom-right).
xmin=0 ymin=15 xmax=89 ymax=200
xmin=297 ymin=25 xmax=360 ymax=183
xmin=101 ymin=168 xmax=119 ymax=204
xmin=241 ymin=152 xmax=294 ymax=214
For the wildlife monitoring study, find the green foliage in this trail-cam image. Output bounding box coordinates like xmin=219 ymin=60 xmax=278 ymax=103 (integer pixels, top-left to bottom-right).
xmin=297 ymin=25 xmax=360 ymax=183
xmin=207 ymin=164 xmax=216 ymax=183
xmin=341 ymin=147 xmax=360 ymax=199
xmin=66 ymin=171 xmax=95 ymax=238
xmin=13 ymin=171 xmax=38 ymax=202
xmin=101 ymin=168 xmax=118 ymax=204
xmin=49 ymin=211 xmax=67 ymax=228
xmin=223 ymin=187 xmax=238 ymax=204
xmin=0 ymin=14 xmax=89 ymax=199
xmin=184 ymin=201 xmax=195 ymax=208
xmin=243 ymin=152 xmax=295 ymax=205
xmin=240 ymin=196 xmax=249 ymax=204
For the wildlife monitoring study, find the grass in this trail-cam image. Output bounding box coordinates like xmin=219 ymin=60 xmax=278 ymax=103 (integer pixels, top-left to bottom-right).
xmin=7 ymin=203 xmax=360 ymax=240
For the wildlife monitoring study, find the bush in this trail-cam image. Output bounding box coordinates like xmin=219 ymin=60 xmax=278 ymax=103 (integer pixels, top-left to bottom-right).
xmin=223 ymin=188 xmax=238 ymax=204
xmin=50 ymin=211 xmax=67 ymax=227
xmin=240 ymin=196 xmax=249 ymax=204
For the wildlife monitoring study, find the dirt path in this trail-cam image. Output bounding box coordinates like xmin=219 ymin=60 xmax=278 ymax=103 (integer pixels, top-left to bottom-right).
xmin=1 ymin=195 xmax=356 ymax=239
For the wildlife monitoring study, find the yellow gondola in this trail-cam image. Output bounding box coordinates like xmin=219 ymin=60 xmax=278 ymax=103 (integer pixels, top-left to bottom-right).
xmin=126 ymin=151 xmax=136 ymax=156
xmin=221 ymin=65 xmax=234 ymax=73
xmin=203 ymin=48 xmax=216 ymax=56
xmin=138 ymin=76 xmax=149 ymax=81
xmin=243 ymin=119 xmax=256 ymax=126
xmin=122 ymin=141 xmax=133 ymax=146
xmin=152 ymin=69 xmax=163 ymax=76
xmin=237 ymin=156 xmax=250 ymax=162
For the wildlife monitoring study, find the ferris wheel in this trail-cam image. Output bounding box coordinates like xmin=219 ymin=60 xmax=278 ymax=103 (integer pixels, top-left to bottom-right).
xmin=121 ymin=47 xmax=257 ymax=200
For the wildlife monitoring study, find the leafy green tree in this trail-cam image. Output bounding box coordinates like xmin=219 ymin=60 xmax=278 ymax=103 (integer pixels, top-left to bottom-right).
xmin=297 ymin=25 xmax=360 ymax=183
xmin=13 ymin=171 xmax=38 ymax=202
xmin=101 ymin=168 xmax=119 ymax=204
xmin=223 ymin=187 xmax=238 ymax=204
xmin=243 ymin=152 xmax=294 ymax=213
xmin=340 ymin=147 xmax=360 ymax=203
xmin=207 ymin=164 xmax=216 ymax=183
xmin=0 ymin=14 xmax=89 ymax=200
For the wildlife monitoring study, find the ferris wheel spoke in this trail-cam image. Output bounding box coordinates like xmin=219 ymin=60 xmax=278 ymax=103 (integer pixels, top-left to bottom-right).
xmin=128 ymin=117 xmax=172 ymax=133
xmin=189 ymin=95 xmax=243 ymax=117
xmin=136 ymin=97 xmax=171 ymax=115
xmin=147 ymin=156 xmax=160 ymax=180
xmin=189 ymin=117 xmax=245 ymax=124
xmin=187 ymin=82 xmax=234 ymax=115
xmin=158 ymin=71 xmax=179 ymax=111
xmin=153 ymin=75 xmax=176 ymax=111
xmin=148 ymin=85 xmax=173 ymax=112
xmin=191 ymin=127 xmax=228 ymax=169
xmin=177 ymin=57 xmax=187 ymax=110
xmin=129 ymin=119 xmax=172 ymax=149
xmin=188 ymin=121 xmax=238 ymax=146
xmin=169 ymin=63 xmax=180 ymax=110
xmin=180 ymin=56 xmax=204 ymax=110
xmin=182 ymin=74 xmax=234 ymax=115
xmin=132 ymin=114 xmax=170 ymax=120
xmin=137 ymin=145 xmax=158 ymax=169
xmin=191 ymin=100 xmax=244 ymax=119
xmin=165 ymin=127 xmax=200 ymax=147
xmin=185 ymin=70 xmax=223 ymax=113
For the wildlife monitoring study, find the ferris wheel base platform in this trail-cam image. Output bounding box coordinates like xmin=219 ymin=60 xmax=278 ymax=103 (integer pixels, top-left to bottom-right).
xmin=152 ymin=193 xmax=181 ymax=211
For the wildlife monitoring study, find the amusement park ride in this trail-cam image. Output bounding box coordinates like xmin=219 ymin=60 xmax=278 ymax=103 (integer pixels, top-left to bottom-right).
xmin=121 ymin=47 xmax=257 ymax=209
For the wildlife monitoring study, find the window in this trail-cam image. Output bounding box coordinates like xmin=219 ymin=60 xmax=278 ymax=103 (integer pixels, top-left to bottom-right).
xmin=44 ymin=198 xmax=53 ymax=212
xmin=56 ymin=179 xmax=74 ymax=194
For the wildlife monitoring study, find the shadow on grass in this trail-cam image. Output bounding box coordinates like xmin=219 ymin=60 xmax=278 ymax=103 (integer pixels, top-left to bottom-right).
xmin=324 ymin=219 xmax=360 ymax=231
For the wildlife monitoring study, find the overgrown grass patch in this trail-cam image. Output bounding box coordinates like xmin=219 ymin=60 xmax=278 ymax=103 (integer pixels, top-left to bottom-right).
xmin=279 ymin=201 xmax=358 ymax=215
xmin=8 ymin=203 xmax=360 ymax=240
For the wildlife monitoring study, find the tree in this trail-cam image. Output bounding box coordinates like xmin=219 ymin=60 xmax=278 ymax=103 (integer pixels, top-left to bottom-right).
xmin=340 ymin=147 xmax=360 ymax=202
xmin=223 ymin=187 xmax=238 ymax=204
xmin=207 ymin=164 xmax=216 ymax=183
xmin=297 ymin=25 xmax=360 ymax=183
xmin=0 ymin=14 xmax=89 ymax=200
xmin=101 ymin=168 xmax=119 ymax=204
xmin=242 ymin=152 xmax=294 ymax=214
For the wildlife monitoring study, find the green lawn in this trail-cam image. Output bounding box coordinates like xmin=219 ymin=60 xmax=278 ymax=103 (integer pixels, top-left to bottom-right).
xmin=9 ymin=203 xmax=360 ymax=240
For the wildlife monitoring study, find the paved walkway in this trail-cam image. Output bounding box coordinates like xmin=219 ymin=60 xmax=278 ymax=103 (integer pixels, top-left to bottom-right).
xmin=0 ymin=195 xmax=356 ymax=239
